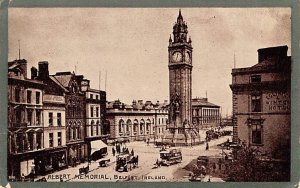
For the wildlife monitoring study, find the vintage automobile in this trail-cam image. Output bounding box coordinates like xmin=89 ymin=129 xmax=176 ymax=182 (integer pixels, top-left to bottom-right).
xmin=115 ymin=154 xmax=138 ymax=172
xmin=159 ymin=148 xmax=182 ymax=166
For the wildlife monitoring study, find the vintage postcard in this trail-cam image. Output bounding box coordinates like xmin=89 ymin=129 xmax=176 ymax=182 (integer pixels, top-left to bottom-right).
xmin=1 ymin=3 xmax=299 ymax=187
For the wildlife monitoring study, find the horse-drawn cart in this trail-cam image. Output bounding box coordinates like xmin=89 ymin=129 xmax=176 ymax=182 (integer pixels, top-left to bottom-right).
xmin=115 ymin=154 xmax=138 ymax=172
xmin=99 ymin=158 xmax=111 ymax=167
xmin=79 ymin=164 xmax=89 ymax=174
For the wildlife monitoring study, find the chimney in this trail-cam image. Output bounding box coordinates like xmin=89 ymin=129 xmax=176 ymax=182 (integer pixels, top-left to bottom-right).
xmin=38 ymin=61 xmax=49 ymax=80
xmin=31 ymin=67 xmax=38 ymax=79
xmin=258 ymin=45 xmax=288 ymax=63
xmin=17 ymin=59 xmax=28 ymax=78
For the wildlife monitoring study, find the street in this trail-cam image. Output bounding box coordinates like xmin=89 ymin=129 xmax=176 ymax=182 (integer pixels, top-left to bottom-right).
xmin=40 ymin=128 xmax=232 ymax=182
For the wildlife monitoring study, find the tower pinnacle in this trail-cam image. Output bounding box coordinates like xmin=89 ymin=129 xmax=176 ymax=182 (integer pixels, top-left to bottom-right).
xmin=172 ymin=10 xmax=188 ymax=43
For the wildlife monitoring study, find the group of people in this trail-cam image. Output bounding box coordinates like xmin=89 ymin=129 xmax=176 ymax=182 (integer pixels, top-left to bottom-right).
xmin=111 ymin=143 xmax=135 ymax=157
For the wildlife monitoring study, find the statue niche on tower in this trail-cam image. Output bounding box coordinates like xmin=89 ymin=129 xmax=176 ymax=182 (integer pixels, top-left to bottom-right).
xmin=171 ymin=93 xmax=181 ymax=124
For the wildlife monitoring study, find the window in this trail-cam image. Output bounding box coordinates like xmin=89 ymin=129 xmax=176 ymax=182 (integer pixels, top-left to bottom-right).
xmin=96 ymin=107 xmax=99 ymax=117
xmin=27 ymin=90 xmax=32 ymax=103
xmin=36 ymin=92 xmax=40 ymax=104
xmin=36 ymin=111 xmax=41 ymax=125
xmin=49 ymin=133 xmax=53 ymax=147
xmin=57 ymin=132 xmax=62 ymax=146
xmin=251 ymin=95 xmax=261 ymax=112
xmin=27 ymin=110 xmax=32 ymax=125
xmin=90 ymin=107 xmax=94 ymax=117
xmin=57 ymin=113 xmax=62 ymax=126
xmin=73 ymin=128 xmax=76 ymax=140
xmin=90 ymin=94 xmax=93 ymax=99
xmin=15 ymin=88 xmax=20 ymax=102
xmin=252 ymin=124 xmax=262 ymax=144
xmin=96 ymin=95 xmax=99 ymax=100
xmin=158 ymin=118 xmax=160 ymax=125
xmin=119 ymin=123 xmax=122 ymax=133
xmin=96 ymin=121 xmax=99 ymax=135
xmin=49 ymin=112 xmax=53 ymax=126
xmin=78 ymin=127 xmax=81 ymax=139
xmin=250 ymin=75 xmax=261 ymax=83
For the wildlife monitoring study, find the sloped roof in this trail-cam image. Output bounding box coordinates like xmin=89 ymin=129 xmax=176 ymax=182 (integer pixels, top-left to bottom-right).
xmin=192 ymin=98 xmax=219 ymax=108
xmin=49 ymin=76 xmax=69 ymax=92
xmin=52 ymin=74 xmax=72 ymax=88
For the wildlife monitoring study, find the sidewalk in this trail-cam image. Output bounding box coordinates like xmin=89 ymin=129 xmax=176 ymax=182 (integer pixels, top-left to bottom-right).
xmin=35 ymin=155 xmax=116 ymax=182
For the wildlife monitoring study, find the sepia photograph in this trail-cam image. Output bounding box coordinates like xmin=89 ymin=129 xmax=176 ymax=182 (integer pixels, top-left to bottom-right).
xmin=6 ymin=7 xmax=291 ymax=183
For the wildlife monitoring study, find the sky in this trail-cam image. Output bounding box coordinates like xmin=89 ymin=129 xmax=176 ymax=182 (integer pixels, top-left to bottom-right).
xmin=8 ymin=8 xmax=291 ymax=116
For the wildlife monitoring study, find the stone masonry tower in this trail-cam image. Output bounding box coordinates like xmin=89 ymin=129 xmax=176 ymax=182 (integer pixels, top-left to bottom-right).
xmin=164 ymin=10 xmax=200 ymax=146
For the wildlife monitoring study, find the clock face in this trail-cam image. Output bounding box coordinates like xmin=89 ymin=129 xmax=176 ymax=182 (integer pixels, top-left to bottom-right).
xmin=185 ymin=51 xmax=191 ymax=63
xmin=172 ymin=51 xmax=182 ymax=63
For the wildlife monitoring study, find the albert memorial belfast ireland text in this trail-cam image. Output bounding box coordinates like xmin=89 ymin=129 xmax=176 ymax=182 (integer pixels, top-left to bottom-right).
xmin=7 ymin=8 xmax=291 ymax=182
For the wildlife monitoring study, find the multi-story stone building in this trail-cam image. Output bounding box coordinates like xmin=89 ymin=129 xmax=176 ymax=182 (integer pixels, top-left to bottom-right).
xmin=191 ymin=97 xmax=221 ymax=129
xmin=82 ymin=79 xmax=108 ymax=160
xmin=33 ymin=62 xmax=68 ymax=173
xmin=230 ymin=45 xmax=291 ymax=160
xmin=8 ymin=59 xmax=45 ymax=179
xmin=52 ymin=72 xmax=87 ymax=166
xmin=106 ymin=100 xmax=168 ymax=142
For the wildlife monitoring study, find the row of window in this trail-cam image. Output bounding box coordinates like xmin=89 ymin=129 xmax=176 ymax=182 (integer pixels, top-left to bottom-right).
xmin=14 ymin=88 xmax=41 ymax=104
xmin=89 ymin=94 xmax=99 ymax=100
xmin=192 ymin=108 xmax=220 ymax=117
xmin=68 ymin=127 xmax=82 ymax=141
xmin=49 ymin=132 xmax=62 ymax=147
xmin=90 ymin=106 xmax=99 ymax=118
xmin=119 ymin=124 xmax=152 ymax=133
xmin=49 ymin=112 xmax=62 ymax=126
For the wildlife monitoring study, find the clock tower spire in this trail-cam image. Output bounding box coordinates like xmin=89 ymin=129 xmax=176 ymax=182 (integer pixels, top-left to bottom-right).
xmin=164 ymin=10 xmax=200 ymax=146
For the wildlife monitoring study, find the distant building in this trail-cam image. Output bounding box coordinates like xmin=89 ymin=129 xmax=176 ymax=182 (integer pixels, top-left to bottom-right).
xmin=230 ymin=45 xmax=291 ymax=159
xmin=8 ymin=59 xmax=45 ymax=179
xmin=191 ymin=97 xmax=221 ymax=129
xmin=106 ymin=100 xmax=168 ymax=142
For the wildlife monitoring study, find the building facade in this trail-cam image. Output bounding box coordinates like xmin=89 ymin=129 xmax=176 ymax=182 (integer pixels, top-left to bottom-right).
xmin=192 ymin=97 xmax=221 ymax=129
xmin=34 ymin=62 xmax=68 ymax=173
xmin=52 ymin=72 xmax=87 ymax=166
xmin=230 ymin=45 xmax=291 ymax=159
xmin=8 ymin=59 xmax=45 ymax=179
xmin=82 ymin=79 xmax=108 ymax=160
xmin=106 ymin=100 xmax=168 ymax=142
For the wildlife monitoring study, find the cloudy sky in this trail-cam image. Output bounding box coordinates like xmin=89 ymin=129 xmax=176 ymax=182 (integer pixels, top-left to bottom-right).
xmin=8 ymin=8 xmax=291 ymax=116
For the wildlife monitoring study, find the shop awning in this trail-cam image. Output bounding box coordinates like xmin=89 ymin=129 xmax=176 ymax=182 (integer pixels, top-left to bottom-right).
xmin=90 ymin=140 xmax=107 ymax=154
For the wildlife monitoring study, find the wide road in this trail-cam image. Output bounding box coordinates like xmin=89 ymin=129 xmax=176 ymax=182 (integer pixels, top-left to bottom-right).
xmin=67 ymin=134 xmax=231 ymax=182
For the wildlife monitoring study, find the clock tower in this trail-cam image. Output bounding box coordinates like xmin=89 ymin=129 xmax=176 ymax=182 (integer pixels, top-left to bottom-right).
xmin=164 ymin=10 xmax=200 ymax=146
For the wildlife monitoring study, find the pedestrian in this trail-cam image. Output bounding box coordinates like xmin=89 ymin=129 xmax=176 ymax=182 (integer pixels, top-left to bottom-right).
xmin=218 ymin=158 xmax=222 ymax=170
xmin=116 ymin=144 xmax=120 ymax=154
xmin=206 ymin=142 xmax=209 ymax=150
xmin=212 ymin=163 xmax=216 ymax=173
xmin=131 ymin=149 xmax=134 ymax=156
xmin=112 ymin=147 xmax=115 ymax=156
xmin=147 ymin=138 xmax=150 ymax=146
xmin=156 ymin=158 xmax=160 ymax=168
xmin=21 ymin=173 xmax=25 ymax=182
xmin=136 ymin=155 xmax=139 ymax=167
